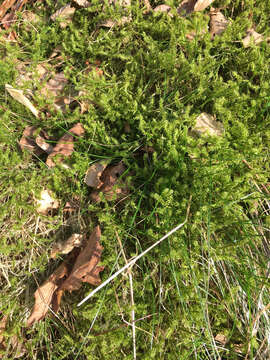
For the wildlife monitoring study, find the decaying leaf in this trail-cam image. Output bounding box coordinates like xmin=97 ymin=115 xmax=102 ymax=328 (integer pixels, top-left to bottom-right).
xmin=84 ymin=161 xmax=109 ymax=188
xmin=194 ymin=0 xmax=214 ymax=11
xmin=214 ymin=333 xmax=228 ymax=345
xmin=27 ymin=226 xmax=104 ymax=326
xmin=153 ymin=5 xmax=173 ymax=18
xmin=100 ymin=0 xmax=131 ymax=28
xmin=60 ymin=226 xmax=104 ymax=290
xmin=26 ymin=261 xmax=70 ymax=327
xmin=73 ymin=0 xmax=91 ymax=7
xmin=5 ymin=84 xmax=39 ymax=118
xmin=19 ymin=126 xmax=43 ymax=155
xmin=0 ymin=0 xmax=16 ymax=19
xmin=90 ymin=162 xmax=129 ymax=202
xmin=177 ymin=0 xmax=196 ymax=16
xmin=46 ymin=123 xmax=85 ymax=168
xmin=192 ymin=113 xmax=224 ymax=137
xmin=36 ymin=189 xmax=59 ymax=215
xmin=35 ymin=135 xmax=54 ymax=154
xmin=50 ymin=4 xmax=75 ymax=28
xmin=242 ymin=28 xmax=265 ymax=48
xmin=209 ymin=7 xmax=229 ymax=38
xmin=51 ymin=233 xmax=84 ymax=259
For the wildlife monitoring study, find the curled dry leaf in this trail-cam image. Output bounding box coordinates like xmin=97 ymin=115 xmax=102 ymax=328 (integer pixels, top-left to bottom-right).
xmin=214 ymin=333 xmax=228 ymax=345
xmin=90 ymin=162 xmax=129 ymax=202
xmin=36 ymin=189 xmax=59 ymax=215
xmin=209 ymin=8 xmax=229 ymax=38
xmin=26 ymin=260 xmax=70 ymax=327
xmin=85 ymin=161 xmax=109 ymax=188
xmin=242 ymin=29 xmax=265 ymax=48
xmin=51 ymin=233 xmax=84 ymax=259
xmin=192 ymin=113 xmax=224 ymax=137
xmin=153 ymin=5 xmax=173 ymax=18
xmin=5 ymin=84 xmax=39 ymax=118
xmin=19 ymin=126 xmax=53 ymax=155
xmin=50 ymin=4 xmax=75 ymax=28
xmin=46 ymin=123 xmax=85 ymax=168
xmin=73 ymin=0 xmax=91 ymax=7
xmin=60 ymin=226 xmax=104 ymax=290
xmin=194 ymin=0 xmax=214 ymax=12
xmin=27 ymin=226 xmax=104 ymax=326
xmin=177 ymin=0 xmax=196 ymax=16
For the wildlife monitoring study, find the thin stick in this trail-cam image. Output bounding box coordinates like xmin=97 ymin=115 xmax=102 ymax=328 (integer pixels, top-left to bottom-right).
xmin=116 ymin=231 xmax=136 ymax=360
xmin=78 ymin=198 xmax=191 ymax=307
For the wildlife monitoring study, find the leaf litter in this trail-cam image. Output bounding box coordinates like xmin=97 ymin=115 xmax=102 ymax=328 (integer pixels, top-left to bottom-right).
xmin=5 ymin=84 xmax=39 ymax=118
xmin=27 ymin=226 xmax=104 ymax=326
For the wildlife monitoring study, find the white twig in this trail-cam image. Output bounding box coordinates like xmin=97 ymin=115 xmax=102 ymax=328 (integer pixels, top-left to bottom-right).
xmin=77 ymin=198 xmax=191 ymax=307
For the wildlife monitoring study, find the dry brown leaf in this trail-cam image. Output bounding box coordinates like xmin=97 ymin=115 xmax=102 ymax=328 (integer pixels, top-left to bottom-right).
xmin=73 ymin=0 xmax=91 ymax=7
xmin=26 ymin=261 xmax=70 ymax=327
xmin=5 ymin=84 xmax=39 ymax=118
xmin=214 ymin=333 xmax=228 ymax=345
xmin=19 ymin=126 xmax=43 ymax=155
xmin=46 ymin=123 xmax=85 ymax=168
xmin=194 ymin=0 xmax=214 ymax=11
xmin=50 ymin=4 xmax=75 ymax=28
xmin=36 ymin=189 xmax=59 ymax=215
xmin=60 ymin=226 xmax=104 ymax=290
xmin=51 ymin=233 xmax=84 ymax=259
xmin=153 ymin=5 xmax=173 ymax=17
xmin=0 ymin=0 xmax=17 ymax=20
xmin=90 ymin=162 xmax=129 ymax=202
xmin=209 ymin=7 xmax=229 ymax=38
xmin=242 ymin=28 xmax=265 ymax=48
xmin=85 ymin=161 xmax=109 ymax=188
xmin=177 ymin=0 xmax=196 ymax=16
xmin=35 ymin=135 xmax=54 ymax=154
xmin=192 ymin=113 xmax=224 ymax=137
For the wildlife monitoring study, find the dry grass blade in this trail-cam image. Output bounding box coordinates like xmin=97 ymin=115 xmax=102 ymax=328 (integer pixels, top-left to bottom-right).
xmin=5 ymin=84 xmax=39 ymax=118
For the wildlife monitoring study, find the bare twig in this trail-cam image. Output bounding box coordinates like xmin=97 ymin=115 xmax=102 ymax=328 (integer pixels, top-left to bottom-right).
xmin=77 ymin=197 xmax=192 ymax=306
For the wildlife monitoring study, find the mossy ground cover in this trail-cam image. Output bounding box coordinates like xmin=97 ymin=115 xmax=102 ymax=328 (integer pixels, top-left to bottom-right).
xmin=0 ymin=0 xmax=270 ymax=359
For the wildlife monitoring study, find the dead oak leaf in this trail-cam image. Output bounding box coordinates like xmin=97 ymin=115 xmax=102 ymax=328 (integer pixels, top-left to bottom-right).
xmin=19 ymin=126 xmax=53 ymax=155
xmin=51 ymin=233 xmax=84 ymax=259
xmin=84 ymin=160 xmax=109 ymax=188
xmin=242 ymin=28 xmax=266 ymax=48
xmin=192 ymin=112 xmax=224 ymax=137
xmin=209 ymin=7 xmax=229 ymax=38
xmin=26 ymin=260 xmax=70 ymax=327
xmin=46 ymin=123 xmax=85 ymax=168
xmin=90 ymin=162 xmax=129 ymax=202
xmin=35 ymin=189 xmax=59 ymax=215
xmin=50 ymin=4 xmax=75 ymax=28
xmin=60 ymin=226 xmax=104 ymax=290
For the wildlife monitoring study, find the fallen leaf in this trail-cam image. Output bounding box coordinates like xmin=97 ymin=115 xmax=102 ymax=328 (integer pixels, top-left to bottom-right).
xmin=46 ymin=123 xmax=85 ymax=168
xmin=90 ymin=162 xmax=129 ymax=202
xmin=214 ymin=333 xmax=228 ymax=345
xmin=177 ymin=0 xmax=196 ymax=16
xmin=153 ymin=5 xmax=173 ymax=17
xmin=194 ymin=0 xmax=214 ymax=11
xmin=5 ymin=84 xmax=39 ymax=118
xmin=50 ymin=4 xmax=75 ymax=28
xmin=242 ymin=28 xmax=265 ymax=48
xmin=35 ymin=135 xmax=54 ymax=154
xmin=26 ymin=261 xmax=70 ymax=326
xmin=100 ymin=0 xmax=131 ymax=27
xmin=192 ymin=113 xmax=224 ymax=137
xmin=60 ymin=226 xmax=104 ymax=290
xmin=0 ymin=315 xmax=8 ymax=345
xmin=209 ymin=7 xmax=229 ymax=38
xmin=51 ymin=233 xmax=84 ymax=259
xmin=19 ymin=126 xmax=43 ymax=155
xmin=84 ymin=161 xmax=109 ymax=188
xmin=36 ymin=189 xmax=59 ymax=215
xmin=0 ymin=0 xmax=17 ymax=20
xmin=73 ymin=0 xmax=91 ymax=7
